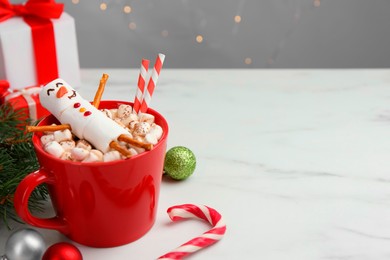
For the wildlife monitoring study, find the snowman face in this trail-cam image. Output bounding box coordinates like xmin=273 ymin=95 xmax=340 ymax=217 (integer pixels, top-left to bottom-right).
xmin=40 ymin=79 xmax=84 ymax=118
xmin=45 ymin=82 xmax=76 ymax=99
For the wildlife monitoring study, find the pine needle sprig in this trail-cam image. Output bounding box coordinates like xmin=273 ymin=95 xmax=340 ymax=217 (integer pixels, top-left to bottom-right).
xmin=0 ymin=103 xmax=48 ymax=229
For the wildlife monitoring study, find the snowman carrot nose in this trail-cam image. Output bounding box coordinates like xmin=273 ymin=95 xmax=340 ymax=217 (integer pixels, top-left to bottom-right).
xmin=56 ymin=86 xmax=68 ymax=98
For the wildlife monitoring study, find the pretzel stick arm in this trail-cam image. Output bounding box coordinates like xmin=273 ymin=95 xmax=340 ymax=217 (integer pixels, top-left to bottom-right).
xmin=117 ymin=134 xmax=153 ymax=151
xmin=26 ymin=124 xmax=71 ymax=133
xmin=109 ymin=141 xmax=132 ymax=158
xmin=92 ymin=73 xmax=109 ymax=108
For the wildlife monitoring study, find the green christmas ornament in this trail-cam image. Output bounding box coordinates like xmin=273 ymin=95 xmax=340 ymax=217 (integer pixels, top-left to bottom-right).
xmin=164 ymin=146 xmax=196 ymax=180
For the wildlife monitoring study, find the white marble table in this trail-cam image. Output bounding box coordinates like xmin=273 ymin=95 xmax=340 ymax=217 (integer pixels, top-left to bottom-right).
xmin=2 ymin=69 xmax=390 ymax=259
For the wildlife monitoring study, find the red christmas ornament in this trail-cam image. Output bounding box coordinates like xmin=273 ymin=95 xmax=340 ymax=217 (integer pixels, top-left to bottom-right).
xmin=42 ymin=242 xmax=83 ymax=260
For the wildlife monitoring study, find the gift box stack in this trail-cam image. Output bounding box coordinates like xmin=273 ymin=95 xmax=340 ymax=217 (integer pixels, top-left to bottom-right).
xmin=0 ymin=0 xmax=80 ymax=121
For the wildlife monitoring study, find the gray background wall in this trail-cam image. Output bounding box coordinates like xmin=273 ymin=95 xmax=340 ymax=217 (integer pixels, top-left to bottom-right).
xmin=49 ymin=1 xmax=390 ymax=68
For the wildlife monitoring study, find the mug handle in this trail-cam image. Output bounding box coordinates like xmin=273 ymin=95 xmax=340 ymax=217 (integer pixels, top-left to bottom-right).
xmin=14 ymin=168 xmax=68 ymax=234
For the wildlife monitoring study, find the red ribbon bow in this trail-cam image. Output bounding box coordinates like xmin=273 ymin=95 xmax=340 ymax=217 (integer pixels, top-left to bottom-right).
xmin=0 ymin=0 xmax=65 ymax=88
xmin=0 ymin=0 xmax=64 ymax=22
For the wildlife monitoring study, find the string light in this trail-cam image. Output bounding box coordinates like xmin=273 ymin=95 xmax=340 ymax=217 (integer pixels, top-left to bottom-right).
xmin=128 ymin=22 xmax=136 ymax=30
xmin=161 ymin=30 xmax=169 ymax=37
xmin=244 ymin=57 xmax=252 ymax=65
xmin=196 ymin=35 xmax=203 ymax=43
xmin=232 ymin=0 xmax=245 ymax=35
xmin=123 ymin=5 xmax=132 ymax=14
xmin=100 ymin=3 xmax=107 ymax=11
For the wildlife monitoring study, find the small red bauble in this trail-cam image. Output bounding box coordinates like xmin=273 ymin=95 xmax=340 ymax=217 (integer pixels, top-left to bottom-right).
xmin=42 ymin=242 xmax=83 ymax=260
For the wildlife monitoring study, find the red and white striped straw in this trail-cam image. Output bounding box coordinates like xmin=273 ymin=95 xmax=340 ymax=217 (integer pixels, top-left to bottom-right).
xmin=158 ymin=204 xmax=227 ymax=260
xmin=133 ymin=59 xmax=149 ymax=114
xmin=139 ymin=53 xmax=165 ymax=113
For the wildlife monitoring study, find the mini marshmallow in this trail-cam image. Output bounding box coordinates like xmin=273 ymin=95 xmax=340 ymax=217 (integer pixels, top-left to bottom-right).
xmin=60 ymin=140 xmax=76 ymax=151
xmin=44 ymin=141 xmax=65 ymax=158
xmin=53 ymin=129 xmax=72 ymax=142
xmin=120 ymin=113 xmax=138 ymax=126
xmin=133 ymin=135 xmax=145 ymax=143
xmin=137 ymin=123 xmax=163 ymax=145
xmin=103 ymin=150 xmax=122 ymax=162
xmin=139 ymin=113 xmax=155 ymax=124
xmin=109 ymin=109 xmax=118 ymax=118
xmin=128 ymin=120 xmax=138 ymax=130
xmin=83 ymin=153 xmax=100 ymax=162
xmin=101 ymin=109 xmax=113 ymax=119
xmin=76 ymin=139 xmax=92 ymax=150
xmin=61 ymin=151 xmax=72 ymax=161
xmin=117 ymin=104 xmax=133 ymax=118
xmin=149 ymin=124 xmax=163 ymax=140
xmin=130 ymin=145 xmax=145 ymax=154
xmin=83 ymin=149 xmax=103 ymax=162
xmin=40 ymin=134 xmax=54 ymax=146
xmin=71 ymin=147 xmax=90 ymax=161
xmin=91 ymin=149 xmax=104 ymax=160
xmin=118 ymin=140 xmax=129 ymax=147
xmin=133 ymin=122 xmax=151 ymax=137
xmin=144 ymin=133 xmax=158 ymax=145
xmin=128 ymin=148 xmax=138 ymax=156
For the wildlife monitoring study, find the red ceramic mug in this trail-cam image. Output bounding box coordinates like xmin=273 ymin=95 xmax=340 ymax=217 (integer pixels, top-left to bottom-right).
xmin=14 ymin=100 xmax=168 ymax=247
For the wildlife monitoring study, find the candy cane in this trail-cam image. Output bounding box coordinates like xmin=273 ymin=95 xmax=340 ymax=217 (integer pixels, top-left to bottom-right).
xmin=158 ymin=204 xmax=226 ymax=259
xmin=133 ymin=59 xmax=149 ymax=114
xmin=140 ymin=53 xmax=165 ymax=113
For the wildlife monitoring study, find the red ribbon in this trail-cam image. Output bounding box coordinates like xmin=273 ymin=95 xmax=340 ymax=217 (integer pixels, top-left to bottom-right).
xmin=0 ymin=0 xmax=63 ymax=22
xmin=0 ymin=0 xmax=64 ymax=86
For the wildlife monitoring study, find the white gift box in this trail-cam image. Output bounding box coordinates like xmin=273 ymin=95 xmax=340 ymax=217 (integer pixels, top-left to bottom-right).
xmin=0 ymin=12 xmax=80 ymax=90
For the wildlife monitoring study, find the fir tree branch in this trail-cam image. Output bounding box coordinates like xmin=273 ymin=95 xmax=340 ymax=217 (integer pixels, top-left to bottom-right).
xmin=0 ymin=103 xmax=48 ymax=229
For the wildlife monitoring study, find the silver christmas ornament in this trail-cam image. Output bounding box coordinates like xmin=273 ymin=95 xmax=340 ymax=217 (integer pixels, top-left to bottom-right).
xmin=2 ymin=228 xmax=46 ymax=260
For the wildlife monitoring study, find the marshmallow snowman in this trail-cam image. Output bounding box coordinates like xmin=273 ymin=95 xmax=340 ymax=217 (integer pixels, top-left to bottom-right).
xmin=40 ymin=78 xmax=130 ymax=153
